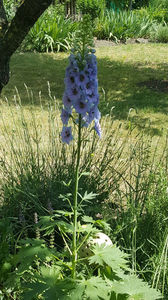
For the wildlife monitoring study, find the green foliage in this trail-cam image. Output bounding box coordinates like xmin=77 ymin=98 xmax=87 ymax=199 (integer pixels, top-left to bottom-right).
xmin=77 ymin=0 xmax=105 ymax=20
xmin=0 ymin=218 xmax=14 ymax=283
xmin=1 ymin=97 xmax=168 ymax=297
xmin=94 ymin=9 xmax=156 ymax=41
xmin=149 ymin=0 xmax=168 ymax=10
xmin=89 ymin=244 xmax=129 ymax=272
xmin=5 ymin=216 xmax=161 ymax=300
xmin=106 ymin=0 xmax=150 ymax=10
xmin=149 ymin=24 xmax=168 ymax=42
xmin=21 ymin=6 xmax=79 ymax=52
xmin=71 ymin=14 xmax=95 ymax=64
xmin=105 ymin=134 xmax=168 ymax=297
xmin=111 ymin=274 xmax=162 ymax=300
xmin=3 ymin=0 xmax=18 ymax=20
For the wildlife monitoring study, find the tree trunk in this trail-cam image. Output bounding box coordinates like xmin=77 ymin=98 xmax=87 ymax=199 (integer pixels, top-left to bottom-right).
xmin=0 ymin=0 xmax=9 ymax=91
xmin=0 ymin=0 xmax=53 ymax=93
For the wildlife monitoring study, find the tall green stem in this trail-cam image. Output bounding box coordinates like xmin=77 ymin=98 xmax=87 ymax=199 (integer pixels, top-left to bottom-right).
xmin=72 ymin=114 xmax=82 ymax=279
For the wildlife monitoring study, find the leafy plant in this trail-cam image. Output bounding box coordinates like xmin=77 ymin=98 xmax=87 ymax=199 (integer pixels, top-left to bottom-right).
xmin=94 ymin=9 xmax=156 ymax=41
xmin=149 ymin=24 xmax=168 ymax=43
xmin=21 ymin=6 xmax=79 ymax=52
xmin=8 ymin=211 xmax=162 ymax=300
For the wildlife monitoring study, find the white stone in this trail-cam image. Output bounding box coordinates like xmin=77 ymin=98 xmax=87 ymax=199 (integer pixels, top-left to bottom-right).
xmin=80 ymin=232 xmax=113 ymax=258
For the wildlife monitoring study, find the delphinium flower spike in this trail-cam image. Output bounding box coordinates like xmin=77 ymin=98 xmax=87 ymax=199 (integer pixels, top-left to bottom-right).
xmin=60 ymin=17 xmax=101 ymax=144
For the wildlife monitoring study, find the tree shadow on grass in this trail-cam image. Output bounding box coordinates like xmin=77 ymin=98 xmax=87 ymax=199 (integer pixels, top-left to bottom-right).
xmin=1 ymin=53 xmax=68 ymax=106
xmin=1 ymin=53 xmax=168 ymax=135
xmin=97 ymin=56 xmax=168 ymax=135
xmin=98 ymin=57 xmax=168 ymax=117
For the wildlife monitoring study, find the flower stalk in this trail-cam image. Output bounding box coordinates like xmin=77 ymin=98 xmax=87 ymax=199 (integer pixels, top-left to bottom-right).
xmin=72 ymin=113 xmax=82 ymax=279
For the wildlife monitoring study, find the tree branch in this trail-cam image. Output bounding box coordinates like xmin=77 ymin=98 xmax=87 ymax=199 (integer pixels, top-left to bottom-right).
xmin=0 ymin=0 xmax=53 ymax=91
xmin=0 ymin=0 xmax=53 ymax=57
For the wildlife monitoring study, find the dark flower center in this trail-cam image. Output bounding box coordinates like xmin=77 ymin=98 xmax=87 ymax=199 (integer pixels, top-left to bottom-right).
xmin=72 ymin=88 xmax=78 ymax=95
xmin=70 ymin=76 xmax=75 ymax=83
xmin=80 ymin=74 xmax=85 ymax=82
xmin=86 ymin=82 xmax=91 ymax=89
xmin=65 ymin=131 xmax=70 ymax=137
xmin=79 ymin=102 xmax=85 ymax=109
xmin=89 ymin=93 xmax=94 ymax=98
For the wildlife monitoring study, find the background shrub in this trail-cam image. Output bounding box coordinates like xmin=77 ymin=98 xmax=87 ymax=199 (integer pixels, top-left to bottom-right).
xmin=94 ymin=9 xmax=156 ymax=41
xmin=76 ymin=0 xmax=105 ymax=20
xmin=149 ymin=24 xmax=168 ymax=43
xmin=21 ymin=5 xmax=79 ymax=52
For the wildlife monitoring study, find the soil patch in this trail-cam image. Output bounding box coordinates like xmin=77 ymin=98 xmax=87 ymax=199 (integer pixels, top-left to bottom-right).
xmin=138 ymin=79 xmax=168 ymax=93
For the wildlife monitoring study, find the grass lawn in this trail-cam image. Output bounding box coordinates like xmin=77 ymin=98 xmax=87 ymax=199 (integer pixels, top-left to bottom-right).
xmin=1 ymin=43 xmax=168 ymax=137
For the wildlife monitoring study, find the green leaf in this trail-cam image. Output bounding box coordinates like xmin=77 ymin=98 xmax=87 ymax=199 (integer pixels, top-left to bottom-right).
xmin=81 ymin=191 xmax=97 ymax=202
xmin=94 ymin=220 xmax=111 ymax=232
xmin=82 ymin=216 xmax=94 ymax=223
xmin=69 ymin=277 xmax=110 ymax=300
xmin=112 ymin=275 xmax=162 ymax=300
xmin=55 ymin=210 xmax=73 ymax=218
xmin=23 ymin=270 xmax=73 ymax=300
xmin=39 ymin=216 xmax=73 ymax=235
xmin=15 ymin=239 xmax=54 ymax=273
xmin=56 ymin=220 xmax=73 ymax=233
xmin=43 ymin=278 xmax=75 ymax=300
xmin=22 ymin=281 xmax=47 ymax=300
xmin=79 ymin=172 xmax=90 ymax=179
xmin=62 ymin=180 xmax=72 ymax=187
xmin=77 ymin=222 xmax=94 ymax=233
xmin=89 ymin=245 xmax=129 ymax=274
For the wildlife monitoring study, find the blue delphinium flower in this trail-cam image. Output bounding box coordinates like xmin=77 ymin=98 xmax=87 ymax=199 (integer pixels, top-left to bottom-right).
xmin=63 ymin=92 xmax=73 ymax=109
xmin=85 ymin=80 xmax=98 ymax=96
xmin=74 ymin=97 xmax=90 ymax=115
xmin=61 ymin=108 xmax=71 ymax=125
xmin=67 ymin=86 xmax=81 ymax=103
xmin=61 ymin=126 xmax=73 ymax=144
xmin=75 ymin=71 xmax=89 ymax=88
xmin=60 ymin=48 xmax=101 ymax=144
xmin=89 ymin=105 xmax=101 ymax=123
